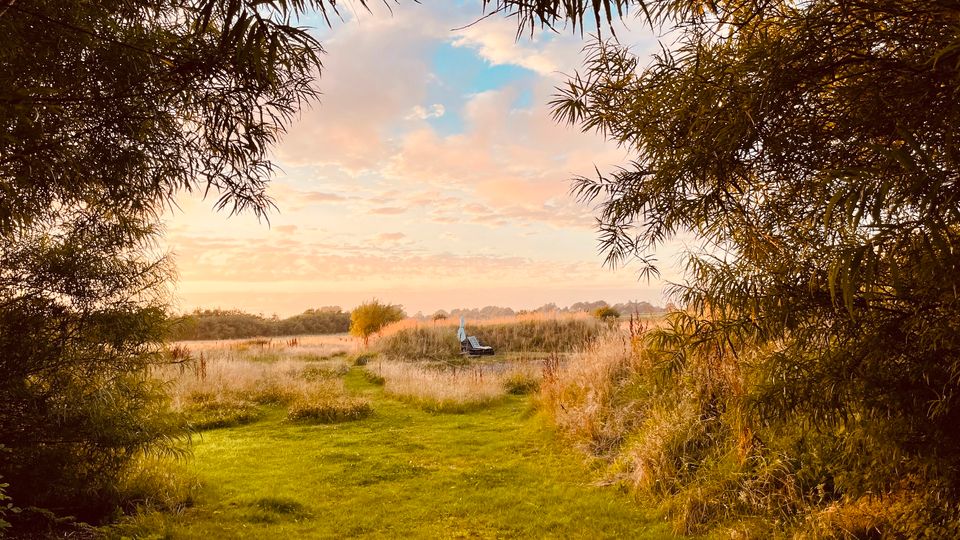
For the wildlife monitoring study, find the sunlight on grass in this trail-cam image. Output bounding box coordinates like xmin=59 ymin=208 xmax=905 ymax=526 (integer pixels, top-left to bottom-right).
xmin=107 ymin=368 xmax=678 ymax=539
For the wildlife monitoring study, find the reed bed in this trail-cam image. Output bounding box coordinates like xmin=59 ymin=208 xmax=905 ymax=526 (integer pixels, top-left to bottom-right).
xmin=375 ymin=313 xmax=603 ymax=361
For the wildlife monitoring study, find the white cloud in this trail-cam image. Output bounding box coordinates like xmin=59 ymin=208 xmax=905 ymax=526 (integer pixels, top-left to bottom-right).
xmin=406 ymin=103 xmax=446 ymax=120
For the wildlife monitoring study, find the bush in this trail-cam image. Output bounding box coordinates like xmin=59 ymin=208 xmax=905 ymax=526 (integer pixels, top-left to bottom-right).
xmin=0 ymin=475 xmax=16 ymax=534
xmin=541 ymin=324 xmax=960 ymax=537
xmin=300 ymin=363 xmax=350 ymax=381
xmin=351 ymin=352 xmax=378 ymax=366
xmin=182 ymin=397 xmax=262 ymax=431
xmin=592 ymin=306 xmax=620 ymax=322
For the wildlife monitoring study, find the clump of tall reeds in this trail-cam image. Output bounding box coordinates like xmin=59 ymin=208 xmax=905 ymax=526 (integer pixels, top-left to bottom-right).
xmin=287 ymin=383 xmax=373 ymax=423
xmin=375 ymin=313 xmax=602 ymax=361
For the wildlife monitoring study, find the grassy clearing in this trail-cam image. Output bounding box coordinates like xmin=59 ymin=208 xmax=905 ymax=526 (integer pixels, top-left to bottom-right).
xmin=108 ymin=368 xmax=678 ymax=539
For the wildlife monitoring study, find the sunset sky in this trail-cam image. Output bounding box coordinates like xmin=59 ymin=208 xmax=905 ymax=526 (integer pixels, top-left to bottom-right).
xmin=163 ymin=1 xmax=688 ymax=316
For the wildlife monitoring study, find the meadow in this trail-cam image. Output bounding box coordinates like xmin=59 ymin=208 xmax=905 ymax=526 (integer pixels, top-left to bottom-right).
xmin=106 ymin=315 xmax=679 ymax=539
xmin=102 ymin=310 xmax=951 ymax=539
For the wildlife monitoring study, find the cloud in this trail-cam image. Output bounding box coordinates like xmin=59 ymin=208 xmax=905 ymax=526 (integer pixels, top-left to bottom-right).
xmin=369 ymin=206 xmax=407 ymax=215
xmin=162 ymin=4 xmax=674 ymax=317
xmin=406 ymin=103 xmax=446 ymax=120
xmin=302 ymin=191 xmax=347 ymax=202
xmin=375 ymin=232 xmax=406 ymax=242
xmin=450 ymin=17 xmax=585 ymax=76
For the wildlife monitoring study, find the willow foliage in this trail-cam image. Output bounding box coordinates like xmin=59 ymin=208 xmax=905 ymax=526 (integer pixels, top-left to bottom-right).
xmin=533 ymin=0 xmax=960 ymax=511
xmin=0 ymin=0 xmax=358 ymax=526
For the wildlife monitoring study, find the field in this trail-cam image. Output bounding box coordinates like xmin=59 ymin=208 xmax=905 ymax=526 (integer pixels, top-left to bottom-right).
xmin=108 ymin=324 xmax=678 ymax=539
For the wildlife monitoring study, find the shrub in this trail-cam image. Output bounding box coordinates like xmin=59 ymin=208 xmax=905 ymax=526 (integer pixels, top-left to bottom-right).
xmin=592 ymin=306 xmax=620 ymax=322
xmin=0 ymin=475 xmax=16 ymax=534
xmin=351 ymin=352 xmax=378 ymax=366
xmin=182 ymin=397 xmax=262 ymax=431
xmin=540 ymin=324 xmax=960 ymax=537
xmin=300 ymin=362 xmax=350 ymax=381
xmin=350 ymin=300 xmax=404 ymax=347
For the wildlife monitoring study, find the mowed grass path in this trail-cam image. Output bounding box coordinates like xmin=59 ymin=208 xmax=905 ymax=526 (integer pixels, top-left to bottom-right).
xmin=117 ymin=368 xmax=677 ymax=539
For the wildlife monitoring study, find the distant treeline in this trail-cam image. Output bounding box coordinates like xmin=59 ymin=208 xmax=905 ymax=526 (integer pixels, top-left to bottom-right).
xmin=169 ymin=300 xmax=666 ymax=341
xmin=426 ymin=300 xmax=665 ymax=321
xmin=168 ymin=308 xmax=350 ymax=341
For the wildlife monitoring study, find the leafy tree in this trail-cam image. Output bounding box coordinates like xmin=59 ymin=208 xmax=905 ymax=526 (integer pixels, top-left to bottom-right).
xmin=0 ymin=0 xmax=374 ymax=231
xmin=592 ymin=305 xmax=619 ymax=322
xmin=0 ymin=0 xmax=363 ymax=525
xmin=502 ymin=0 xmax=960 ymax=524
xmin=0 ymin=209 xmax=185 ymax=521
xmin=350 ymin=300 xmax=405 ymax=348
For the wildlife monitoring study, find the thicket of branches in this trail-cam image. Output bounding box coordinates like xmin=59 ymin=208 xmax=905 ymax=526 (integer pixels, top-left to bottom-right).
xmin=0 ymin=0 xmax=349 ymax=530
xmin=514 ymin=0 xmax=960 ymax=534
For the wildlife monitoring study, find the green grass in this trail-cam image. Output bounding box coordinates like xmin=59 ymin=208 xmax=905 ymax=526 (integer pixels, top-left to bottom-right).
xmin=108 ymin=368 xmax=678 ymax=539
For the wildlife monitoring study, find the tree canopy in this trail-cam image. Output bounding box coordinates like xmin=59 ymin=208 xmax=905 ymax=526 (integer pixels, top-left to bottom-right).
xmin=350 ymin=300 xmax=405 ymax=347
xmin=523 ymin=0 xmax=960 ymax=527
xmin=0 ymin=0 xmax=358 ymax=527
xmin=0 ymin=0 xmax=362 ymax=231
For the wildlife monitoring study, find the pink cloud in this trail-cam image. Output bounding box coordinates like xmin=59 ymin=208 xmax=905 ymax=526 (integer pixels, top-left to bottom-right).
xmin=376 ymin=232 xmax=406 ymax=242
xmin=369 ymin=206 xmax=406 ymax=215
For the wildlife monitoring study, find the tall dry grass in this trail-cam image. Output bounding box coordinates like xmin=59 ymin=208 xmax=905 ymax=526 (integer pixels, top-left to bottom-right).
xmin=537 ymin=320 xmax=960 ymax=538
xmin=375 ymin=312 xmax=603 ymax=361
xmin=158 ymin=336 xmax=368 ymax=429
xmin=538 ymin=330 xmax=642 ymax=456
xmin=367 ymin=361 xmax=543 ymax=413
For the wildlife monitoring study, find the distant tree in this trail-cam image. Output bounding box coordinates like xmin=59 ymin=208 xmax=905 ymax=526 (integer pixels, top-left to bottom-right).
xmin=350 ymin=300 xmax=405 ymax=348
xmin=533 ymin=302 xmax=560 ymax=313
xmin=432 ymin=311 xmax=449 ymax=322
xmin=592 ymin=306 xmax=620 ymax=322
xmin=570 ymin=300 xmax=608 ymax=313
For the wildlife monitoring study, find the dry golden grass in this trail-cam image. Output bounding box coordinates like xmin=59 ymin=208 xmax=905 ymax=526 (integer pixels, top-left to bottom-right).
xmin=538 ymin=329 xmax=641 ymax=455
xmin=366 ymin=361 xmax=544 ymax=413
xmin=177 ymin=333 xmax=355 ymax=357
xmin=377 ymin=311 xmax=594 ymax=338
xmin=375 ymin=313 xmax=606 ymax=361
xmin=157 ymin=336 xmax=366 ymax=429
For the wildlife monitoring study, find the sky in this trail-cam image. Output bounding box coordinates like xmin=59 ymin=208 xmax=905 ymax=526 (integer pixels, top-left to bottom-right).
xmin=163 ymin=1 xmax=688 ymax=317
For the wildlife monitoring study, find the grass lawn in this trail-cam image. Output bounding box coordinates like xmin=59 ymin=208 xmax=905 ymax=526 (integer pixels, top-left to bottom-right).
xmin=110 ymin=368 xmax=677 ymax=539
